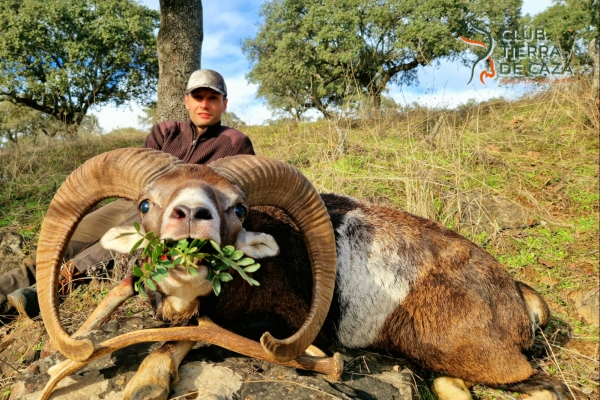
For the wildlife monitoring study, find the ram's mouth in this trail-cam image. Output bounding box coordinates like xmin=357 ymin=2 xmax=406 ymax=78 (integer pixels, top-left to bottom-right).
xmin=163 ymin=238 xmax=220 ymax=254
xmin=158 ymin=238 xmax=220 ymax=270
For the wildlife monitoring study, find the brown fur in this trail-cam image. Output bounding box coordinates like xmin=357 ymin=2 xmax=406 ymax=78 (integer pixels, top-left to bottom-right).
xmin=197 ymin=194 xmax=574 ymax=397
xmin=111 ymin=176 xmax=572 ymax=399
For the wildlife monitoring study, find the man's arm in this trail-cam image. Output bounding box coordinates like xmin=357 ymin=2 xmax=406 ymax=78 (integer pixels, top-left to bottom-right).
xmin=232 ymin=135 xmax=256 ymax=156
xmin=203 ymin=130 xmax=256 ymax=165
xmin=143 ymin=123 xmax=165 ymax=150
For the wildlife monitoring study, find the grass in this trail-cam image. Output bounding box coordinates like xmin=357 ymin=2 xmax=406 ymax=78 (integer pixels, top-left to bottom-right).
xmin=0 ymin=128 xmax=147 ymax=253
xmin=0 ymin=78 xmax=598 ymax=399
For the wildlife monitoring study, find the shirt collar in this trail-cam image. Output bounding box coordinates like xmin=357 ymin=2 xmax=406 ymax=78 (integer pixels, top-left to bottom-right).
xmin=189 ymin=120 xmax=222 ymax=139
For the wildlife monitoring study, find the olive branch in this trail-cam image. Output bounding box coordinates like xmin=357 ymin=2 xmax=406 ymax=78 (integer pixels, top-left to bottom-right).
xmin=119 ymin=222 xmax=260 ymax=297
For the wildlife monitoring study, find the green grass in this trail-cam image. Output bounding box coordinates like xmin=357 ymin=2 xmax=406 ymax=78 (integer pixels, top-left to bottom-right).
xmin=0 ymin=78 xmax=598 ymax=399
xmin=0 ymin=128 xmax=147 ymax=249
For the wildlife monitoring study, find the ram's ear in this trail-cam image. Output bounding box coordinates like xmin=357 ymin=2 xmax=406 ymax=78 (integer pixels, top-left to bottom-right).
xmin=100 ymin=226 xmax=148 ymax=254
xmin=235 ymin=229 xmax=280 ymax=259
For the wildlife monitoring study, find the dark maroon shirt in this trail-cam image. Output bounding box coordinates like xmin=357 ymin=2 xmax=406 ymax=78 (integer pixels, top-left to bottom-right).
xmin=143 ymin=120 xmax=255 ymax=164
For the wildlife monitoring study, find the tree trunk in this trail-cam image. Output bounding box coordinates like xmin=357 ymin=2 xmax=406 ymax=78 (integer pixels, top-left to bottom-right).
xmin=589 ymin=39 xmax=599 ymax=102
xmin=58 ymin=110 xmax=84 ymax=139
xmin=156 ymin=0 xmax=203 ymax=123
xmin=372 ymin=92 xmax=382 ymax=110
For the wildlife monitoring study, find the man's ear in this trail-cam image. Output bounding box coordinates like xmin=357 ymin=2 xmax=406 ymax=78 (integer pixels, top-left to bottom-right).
xmin=100 ymin=226 xmax=148 ymax=254
xmin=235 ymin=229 xmax=280 ymax=259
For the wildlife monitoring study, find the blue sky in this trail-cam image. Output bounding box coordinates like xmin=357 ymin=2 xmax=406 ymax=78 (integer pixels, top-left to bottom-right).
xmin=91 ymin=0 xmax=554 ymax=131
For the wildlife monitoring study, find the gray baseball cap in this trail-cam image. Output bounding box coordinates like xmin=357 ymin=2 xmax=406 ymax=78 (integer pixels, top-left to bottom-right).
xmin=185 ymin=69 xmax=227 ymax=96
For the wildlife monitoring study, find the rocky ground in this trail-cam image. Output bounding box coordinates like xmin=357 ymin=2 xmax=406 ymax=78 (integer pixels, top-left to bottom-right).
xmin=0 ymin=229 xmax=421 ymax=400
xmin=0 ymin=191 xmax=598 ymax=400
xmin=4 ymin=313 xmax=419 ymax=400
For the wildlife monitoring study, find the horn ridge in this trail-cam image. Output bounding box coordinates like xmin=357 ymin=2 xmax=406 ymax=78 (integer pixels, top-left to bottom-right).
xmin=37 ymin=148 xmax=182 ymax=361
xmin=210 ymin=155 xmax=337 ymax=362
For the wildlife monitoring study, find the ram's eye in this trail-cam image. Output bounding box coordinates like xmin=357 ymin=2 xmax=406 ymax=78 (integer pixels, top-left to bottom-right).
xmin=139 ymin=200 xmax=151 ymax=214
xmin=234 ymin=204 xmax=248 ymax=219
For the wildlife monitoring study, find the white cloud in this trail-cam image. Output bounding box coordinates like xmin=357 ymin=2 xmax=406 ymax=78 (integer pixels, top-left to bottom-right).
xmin=90 ymin=102 xmax=148 ymax=133
xmin=224 ymin=76 xmax=272 ymax=126
xmin=94 ymin=0 xmax=554 ymax=131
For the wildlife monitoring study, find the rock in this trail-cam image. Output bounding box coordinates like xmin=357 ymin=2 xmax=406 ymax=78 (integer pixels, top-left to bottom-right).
xmin=171 ymin=361 xmax=243 ymax=399
xmin=0 ymin=319 xmax=45 ymax=379
xmin=0 ymin=230 xmax=24 ymax=255
xmin=566 ymin=288 xmax=599 ymax=326
xmin=18 ymin=371 xmax=123 ymax=400
xmin=458 ymin=193 xmax=531 ymax=231
xmin=7 ymin=380 xmax=26 ymax=400
xmin=373 ymin=369 xmax=415 ymax=400
xmin=12 ymin=317 xmax=418 ymax=400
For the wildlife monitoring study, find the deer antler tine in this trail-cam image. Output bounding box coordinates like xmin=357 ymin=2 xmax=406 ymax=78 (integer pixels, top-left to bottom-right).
xmin=72 ymin=277 xmax=136 ymax=338
xmin=40 ymin=318 xmax=343 ymax=399
xmin=41 ymin=359 xmax=83 ymax=400
xmin=195 ymin=317 xmax=342 ymax=379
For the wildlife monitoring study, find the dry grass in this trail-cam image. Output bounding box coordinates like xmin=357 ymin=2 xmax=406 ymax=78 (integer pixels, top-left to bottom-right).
xmin=0 ymin=128 xmax=147 ymax=251
xmin=0 ymin=78 xmax=598 ymax=399
xmin=248 ymin=77 xmax=599 ymax=398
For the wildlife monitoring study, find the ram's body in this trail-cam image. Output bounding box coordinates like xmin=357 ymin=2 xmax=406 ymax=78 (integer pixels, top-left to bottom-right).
xmin=205 ymin=195 xmax=541 ymax=386
xmin=36 ymin=149 xmax=579 ymax=400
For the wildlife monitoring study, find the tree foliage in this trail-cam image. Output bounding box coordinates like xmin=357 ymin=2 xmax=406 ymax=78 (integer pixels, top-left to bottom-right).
xmin=0 ymin=0 xmax=159 ymax=137
xmin=531 ymin=0 xmax=597 ymax=69
xmin=243 ymin=0 xmax=521 ymax=119
xmin=0 ymin=101 xmax=61 ymax=143
xmin=0 ymin=101 xmax=101 ymax=145
xmin=221 ymin=111 xmax=247 ymax=129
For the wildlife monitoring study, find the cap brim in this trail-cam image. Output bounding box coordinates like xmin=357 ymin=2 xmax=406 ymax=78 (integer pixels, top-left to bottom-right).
xmin=185 ymin=85 xmax=226 ymax=96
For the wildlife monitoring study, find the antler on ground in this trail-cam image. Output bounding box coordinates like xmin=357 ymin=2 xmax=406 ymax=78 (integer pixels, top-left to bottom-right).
xmin=40 ymin=317 xmax=342 ymax=400
xmin=72 ymin=277 xmax=136 ymax=338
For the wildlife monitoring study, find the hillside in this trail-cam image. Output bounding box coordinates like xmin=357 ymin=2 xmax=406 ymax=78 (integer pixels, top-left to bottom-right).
xmin=0 ymin=78 xmax=598 ymax=399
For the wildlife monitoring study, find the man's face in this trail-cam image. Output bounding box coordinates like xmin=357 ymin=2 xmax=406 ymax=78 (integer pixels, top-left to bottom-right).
xmin=185 ymin=88 xmax=228 ymax=129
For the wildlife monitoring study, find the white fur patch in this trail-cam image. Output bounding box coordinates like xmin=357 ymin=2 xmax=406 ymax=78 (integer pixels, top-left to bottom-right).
xmin=157 ymin=266 xmax=214 ymax=301
xmin=235 ymin=230 xmax=280 ymax=259
xmin=100 ymin=226 xmax=148 ymax=253
xmin=335 ymin=209 xmax=416 ymax=348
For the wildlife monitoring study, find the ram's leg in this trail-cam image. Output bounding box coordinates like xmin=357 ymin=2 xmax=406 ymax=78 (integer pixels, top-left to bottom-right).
xmin=73 ymin=277 xmax=136 ymax=338
xmin=305 ymin=344 xmax=327 ymax=357
xmin=123 ymin=340 xmax=196 ymax=400
xmin=431 ymin=377 xmax=473 ymax=400
xmin=40 ymin=318 xmax=342 ymax=400
xmin=499 ymin=372 xmax=586 ymax=400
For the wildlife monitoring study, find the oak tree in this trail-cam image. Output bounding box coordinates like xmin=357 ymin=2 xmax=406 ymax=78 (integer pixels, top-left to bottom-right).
xmin=0 ymin=0 xmax=160 ymax=137
xmin=531 ymin=0 xmax=597 ymax=69
xmin=243 ymin=0 xmax=521 ymax=119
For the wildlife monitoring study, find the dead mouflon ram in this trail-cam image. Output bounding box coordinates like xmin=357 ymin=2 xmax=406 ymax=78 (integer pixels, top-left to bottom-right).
xmin=35 ymin=148 xmax=581 ymax=400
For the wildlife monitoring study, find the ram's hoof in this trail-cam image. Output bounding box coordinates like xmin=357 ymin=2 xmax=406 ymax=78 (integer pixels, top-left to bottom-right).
xmin=129 ymin=384 xmax=169 ymax=400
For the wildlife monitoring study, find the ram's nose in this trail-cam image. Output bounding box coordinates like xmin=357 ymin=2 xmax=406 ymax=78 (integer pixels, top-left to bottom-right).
xmin=169 ymin=205 xmax=213 ymax=221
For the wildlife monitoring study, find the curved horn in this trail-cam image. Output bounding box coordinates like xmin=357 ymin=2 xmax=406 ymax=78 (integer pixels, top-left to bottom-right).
xmin=209 ymin=155 xmax=337 ymax=362
xmin=37 ymin=148 xmax=183 ymax=361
